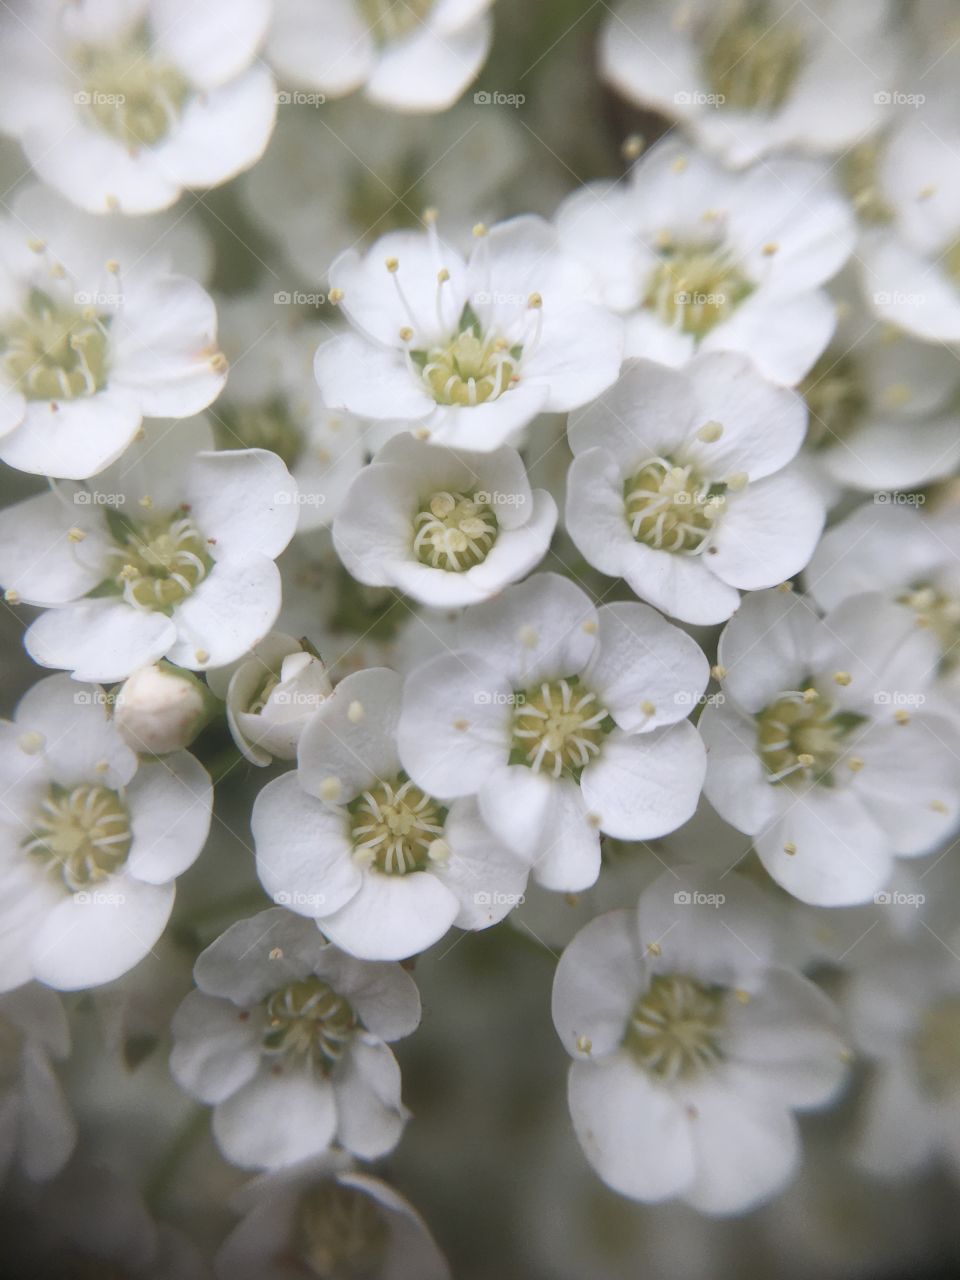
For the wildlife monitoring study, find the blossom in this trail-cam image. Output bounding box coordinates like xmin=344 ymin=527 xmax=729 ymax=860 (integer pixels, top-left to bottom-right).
xmin=314 ymin=216 xmax=624 ymax=450
xmin=215 ymin=1154 xmax=450 ymax=1280
xmin=0 ymin=674 xmax=212 ymax=991
xmin=0 ymin=421 xmax=299 ymax=681
xmin=267 ymin=0 xmax=493 ymax=113
xmin=0 ymin=984 xmax=76 ymax=1182
xmin=397 ymin=573 xmax=709 ymax=892
xmin=566 ymin=357 xmax=824 ymax=625
xmin=555 ymin=137 xmax=855 ymax=385
xmin=253 ymin=667 xmax=529 ymax=960
xmin=599 ymin=0 xmax=899 ymax=168
xmin=0 ymin=0 xmax=276 ymax=214
xmin=170 ymin=908 xmax=420 ymax=1169
xmin=552 ymin=870 xmax=849 ymax=1213
xmin=0 ymin=185 xmax=226 ymax=480
xmin=333 ymin=433 xmax=557 ymax=607
xmin=114 ymin=663 xmax=211 ymax=755
xmin=206 ymin=633 xmax=332 ymax=767
xmin=700 ymin=588 xmax=960 ymax=906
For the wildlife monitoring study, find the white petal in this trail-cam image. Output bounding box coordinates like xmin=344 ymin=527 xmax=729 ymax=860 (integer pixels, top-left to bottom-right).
xmin=187 ymin=449 xmax=299 ymax=559
xmin=314 ymin=334 xmax=435 ymax=420
xmin=365 ymin=16 xmax=491 ymax=112
xmin=567 ymin=358 xmax=698 ymax=468
xmin=551 ymin=908 xmax=644 ymax=1059
xmin=213 ymin=1065 xmax=337 ymax=1170
xmin=707 ymin=468 xmax=825 ymax=591
xmin=169 ymin=990 xmax=261 ymax=1105
xmin=332 ymin=1038 xmax=406 ymax=1158
xmin=298 ymin=667 xmax=403 ymax=799
xmin=700 ymin=702 xmax=780 ymax=835
xmin=25 ymin=600 xmax=177 ymax=683
xmin=320 ymin=871 xmax=460 ymax=961
xmin=151 ymin=0 xmax=271 ymax=87
xmin=0 ymin=391 xmax=142 ymax=480
xmin=580 ymin=723 xmax=706 ymax=841
xmin=167 ymin=557 xmax=282 ymax=670
xmin=434 ymin=799 xmax=528 ymax=929
xmin=0 ymin=491 xmax=110 ymax=606
xmin=15 ymin=672 xmax=136 ymax=789
xmin=126 ymin=751 xmax=212 ymax=884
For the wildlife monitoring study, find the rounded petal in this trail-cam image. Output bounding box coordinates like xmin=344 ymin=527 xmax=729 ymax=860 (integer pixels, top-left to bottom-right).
xmin=25 ymin=601 xmax=177 ymax=684
xmin=319 ymin=871 xmax=460 ymax=961
xmin=580 ymin=723 xmax=706 ymax=841
xmin=332 ymin=1038 xmax=406 ymax=1159
xmin=212 ymin=1065 xmax=337 ymax=1170
xmin=126 ymin=750 xmax=212 ymax=884
xmin=169 ymin=990 xmax=261 ymax=1105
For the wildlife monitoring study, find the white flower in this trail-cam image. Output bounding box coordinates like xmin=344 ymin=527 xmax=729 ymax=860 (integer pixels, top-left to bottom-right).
xmin=114 ymin=663 xmax=211 ymax=755
xmin=0 ymin=674 xmax=212 ymax=991
xmin=212 ymin=295 xmax=366 ymax=532
xmin=555 ymin=137 xmax=854 ymax=385
xmin=0 ymin=984 xmax=76 ymax=1182
xmin=0 ymin=0 xmax=276 ymax=214
xmin=599 ymin=0 xmax=899 ymax=168
xmin=170 ymin=908 xmax=420 ymax=1169
xmin=566 ymin=357 xmax=824 ymax=625
xmin=0 ymin=185 xmax=226 ymax=480
xmin=552 ymin=871 xmax=849 ymax=1214
xmin=397 ymin=572 xmax=708 ymax=892
xmin=253 ymin=667 xmax=529 ymax=961
xmin=701 ymin=588 xmax=960 ymax=906
xmin=314 ymin=216 xmax=624 ymax=451
xmin=333 ymin=434 xmax=557 ymax=607
xmin=215 ymin=1155 xmax=450 ymax=1280
xmin=207 ymin=633 xmax=332 ymax=767
xmin=242 ymin=100 xmax=527 ymax=282
xmin=860 ymin=114 xmax=960 ymax=342
xmin=267 ymin=0 xmax=493 ymax=113
xmin=0 ymin=421 xmax=299 ymax=681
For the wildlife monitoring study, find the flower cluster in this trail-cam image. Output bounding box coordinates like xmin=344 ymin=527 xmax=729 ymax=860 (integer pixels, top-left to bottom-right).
xmin=0 ymin=1 xmax=959 ymax=1276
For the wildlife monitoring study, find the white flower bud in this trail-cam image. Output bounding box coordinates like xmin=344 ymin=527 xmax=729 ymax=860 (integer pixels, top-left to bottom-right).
xmin=114 ymin=665 xmax=208 ymax=755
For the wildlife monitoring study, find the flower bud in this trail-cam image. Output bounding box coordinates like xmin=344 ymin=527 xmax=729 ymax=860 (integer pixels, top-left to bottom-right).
xmin=114 ymin=664 xmax=208 ymax=754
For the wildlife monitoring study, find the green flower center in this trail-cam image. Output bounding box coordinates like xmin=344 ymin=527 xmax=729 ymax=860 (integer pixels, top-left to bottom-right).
xmin=349 ymin=776 xmax=447 ymax=875
xmin=841 ymin=140 xmax=894 ymax=224
xmin=24 ymin=784 xmax=132 ymax=892
xmin=701 ymin=1 xmax=807 ymax=111
xmin=756 ymin=688 xmax=865 ymax=785
xmin=358 ymin=0 xmax=434 ymax=43
xmin=413 ymin=490 xmax=498 ymax=571
xmin=624 ymin=973 xmax=726 ymax=1081
xmin=106 ymin=509 xmax=213 ymax=614
xmin=800 ymin=350 xmax=868 ymax=449
xmin=3 ymin=289 xmax=110 ymax=401
xmin=644 ymin=244 xmax=753 ymax=338
xmin=415 ymin=323 xmax=521 ymax=407
xmin=295 ymin=1182 xmax=390 ymax=1280
xmin=72 ymin=24 xmax=190 ymax=150
xmin=262 ymin=978 xmax=357 ymax=1075
xmin=624 ymin=458 xmax=724 ymax=553
xmin=914 ymin=997 xmax=960 ymax=1098
xmin=214 ymin=398 xmax=304 ymax=470
xmin=510 ymin=677 xmax=613 ymax=779
xmin=899 ymin=584 xmax=960 ymax=673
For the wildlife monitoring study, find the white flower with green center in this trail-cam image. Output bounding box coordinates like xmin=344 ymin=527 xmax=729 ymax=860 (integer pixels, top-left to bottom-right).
xmin=215 ymin=1154 xmax=451 ymax=1280
xmin=598 ymin=0 xmax=899 ymax=168
xmin=267 ymin=0 xmax=493 ymax=113
xmin=700 ymin=589 xmax=960 ymax=907
xmin=397 ymin=572 xmax=708 ymax=893
xmin=0 ymin=984 xmax=76 ymax=1183
xmin=313 ymin=217 xmax=624 ymax=451
xmin=565 ymin=356 xmax=824 ymax=625
xmin=253 ymin=667 xmax=529 ymax=961
xmin=207 ymin=632 xmax=332 ymax=767
xmin=0 ymin=674 xmax=211 ymax=992
xmin=0 ymin=0 xmax=277 ymax=214
xmin=556 ymin=137 xmax=855 ymax=386
xmin=552 ymin=872 xmax=849 ymax=1213
xmin=0 ymin=184 xmax=226 ymax=480
xmin=170 ymin=908 xmax=421 ymax=1169
xmin=333 ymin=434 xmax=557 ymax=607
xmin=0 ymin=420 xmax=299 ymax=681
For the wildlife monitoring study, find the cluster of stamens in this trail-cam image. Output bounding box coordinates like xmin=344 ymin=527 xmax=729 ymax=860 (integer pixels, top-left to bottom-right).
xmin=644 ymin=243 xmax=753 ymax=337
xmin=3 ymin=289 xmax=109 ymax=401
xmin=72 ymin=25 xmax=190 ymax=150
xmin=349 ymin=776 xmax=447 ymax=875
xmin=214 ymin=398 xmax=303 ymax=470
xmin=108 ymin=511 xmax=212 ymax=613
xmin=295 ymin=1181 xmax=389 ymax=1278
xmin=358 ymin=0 xmax=434 ymax=42
xmin=900 ymin=584 xmax=960 ymax=672
xmin=756 ymin=687 xmax=862 ymax=785
xmin=701 ymin=1 xmax=807 ymax=110
xmin=800 ymin=351 xmax=868 ymax=448
xmin=624 ymin=458 xmax=723 ymax=553
xmin=261 ymin=978 xmax=357 ymax=1076
xmin=624 ymin=973 xmax=726 ymax=1081
xmin=511 ymin=678 xmax=611 ymax=779
xmin=25 ymin=784 xmax=132 ymax=892
xmin=413 ymin=490 xmax=498 ymax=571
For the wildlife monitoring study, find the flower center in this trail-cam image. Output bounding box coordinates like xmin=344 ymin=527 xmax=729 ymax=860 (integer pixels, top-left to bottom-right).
xmin=841 ymin=140 xmax=894 ymax=224
xmin=624 ymin=458 xmax=723 ymax=553
xmin=295 ymin=1182 xmax=390 ymax=1279
xmin=261 ymin=977 xmax=357 ymax=1075
xmin=3 ymin=289 xmax=109 ymax=401
xmin=214 ymin=398 xmax=304 ymax=470
xmin=415 ymin=324 xmax=520 ymax=407
xmin=349 ymin=776 xmax=447 ymax=875
xmin=358 ymin=0 xmax=435 ymax=42
xmin=701 ymin=1 xmax=807 ymax=110
xmin=510 ymin=678 xmax=612 ymax=779
xmin=643 ymin=245 xmax=753 ymax=338
xmin=756 ymin=688 xmax=865 ymax=785
xmin=106 ymin=510 xmax=213 ymax=613
xmin=72 ymin=24 xmax=190 ymax=150
xmin=412 ymin=490 xmax=498 ymax=571
xmin=24 ymin=784 xmax=131 ymax=892
xmin=914 ymin=997 xmax=960 ymax=1098
xmin=624 ymin=973 xmax=726 ymax=1081
xmin=899 ymin=584 xmax=960 ymax=672
xmin=800 ymin=351 xmax=867 ymax=449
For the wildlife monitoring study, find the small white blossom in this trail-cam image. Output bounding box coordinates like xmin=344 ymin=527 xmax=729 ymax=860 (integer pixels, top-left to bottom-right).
xmin=114 ymin=663 xmax=210 ymax=755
